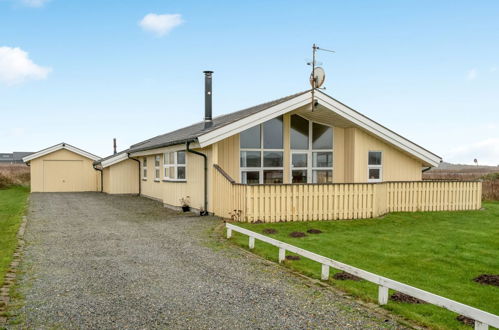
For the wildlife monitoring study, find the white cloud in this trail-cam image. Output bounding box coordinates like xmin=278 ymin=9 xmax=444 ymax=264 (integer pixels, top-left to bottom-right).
xmin=445 ymin=138 xmax=499 ymax=166
xmin=139 ymin=13 xmax=183 ymax=37
xmin=491 ymin=66 xmax=497 ymax=73
xmin=467 ymin=68 xmax=477 ymax=80
xmin=0 ymin=46 xmax=51 ymax=85
xmin=20 ymin=0 xmax=49 ymax=7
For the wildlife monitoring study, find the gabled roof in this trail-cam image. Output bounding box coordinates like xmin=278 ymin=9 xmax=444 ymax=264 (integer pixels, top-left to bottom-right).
xmin=23 ymin=142 xmax=101 ymax=163
xmin=93 ymin=149 xmax=130 ymax=168
xmin=124 ymin=89 xmax=441 ymax=167
xmin=127 ymin=91 xmax=309 ymax=153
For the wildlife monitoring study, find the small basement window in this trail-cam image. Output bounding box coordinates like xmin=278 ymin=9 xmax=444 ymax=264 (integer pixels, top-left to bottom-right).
xmin=154 ymin=155 xmax=161 ymax=181
xmin=142 ymin=158 xmax=148 ymax=180
xmin=368 ymin=151 xmax=382 ymax=182
xmin=164 ymin=151 xmax=187 ymax=181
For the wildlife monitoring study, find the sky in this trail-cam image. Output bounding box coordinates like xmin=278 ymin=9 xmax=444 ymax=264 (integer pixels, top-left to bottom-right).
xmin=1 ymin=0 xmax=498 ymax=165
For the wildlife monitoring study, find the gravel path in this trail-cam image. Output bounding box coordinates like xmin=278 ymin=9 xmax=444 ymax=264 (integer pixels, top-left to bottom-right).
xmin=10 ymin=193 xmax=403 ymax=329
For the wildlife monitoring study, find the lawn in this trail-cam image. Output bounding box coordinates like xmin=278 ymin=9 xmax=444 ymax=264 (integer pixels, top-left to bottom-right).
xmin=228 ymin=202 xmax=499 ymax=329
xmin=0 ymin=186 xmax=29 ymax=288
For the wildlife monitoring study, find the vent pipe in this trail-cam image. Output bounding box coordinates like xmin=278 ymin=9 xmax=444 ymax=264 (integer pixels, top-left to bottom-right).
xmin=113 ymin=138 xmax=117 ymax=154
xmin=203 ymin=70 xmax=213 ymax=129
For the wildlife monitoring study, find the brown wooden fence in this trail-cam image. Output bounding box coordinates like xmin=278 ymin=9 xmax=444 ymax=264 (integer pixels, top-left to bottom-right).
xmin=213 ymin=165 xmax=482 ymax=222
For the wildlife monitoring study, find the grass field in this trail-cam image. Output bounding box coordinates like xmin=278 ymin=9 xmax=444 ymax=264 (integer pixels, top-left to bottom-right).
xmin=0 ymin=186 xmax=29 ymax=288
xmin=228 ymin=203 xmax=499 ymax=329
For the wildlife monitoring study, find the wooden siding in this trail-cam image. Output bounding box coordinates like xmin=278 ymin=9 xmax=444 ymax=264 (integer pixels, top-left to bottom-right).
xmin=162 ymin=147 xmax=212 ymax=211
xmin=213 ymin=165 xmax=482 ymax=222
xmin=138 ymin=147 xmax=213 ymax=212
xmin=103 ymin=159 xmax=139 ymax=194
xmin=353 ymin=128 xmax=422 ymax=182
xmin=29 ymin=149 xmax=99 ymax=192
xmin=215 ymin=135 xmax=239 ymax=181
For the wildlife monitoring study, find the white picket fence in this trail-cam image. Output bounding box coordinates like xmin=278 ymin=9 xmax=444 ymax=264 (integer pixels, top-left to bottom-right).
xmin=226 ymin=223 xmax=499 ymax=330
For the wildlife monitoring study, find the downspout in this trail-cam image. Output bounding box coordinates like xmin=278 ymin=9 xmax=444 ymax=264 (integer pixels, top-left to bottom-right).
xmin=93 ymin=164 xmax=103 ymax=192
xmin=422 ymin=166 xmax=432 ymax=173
xmin=128 ymin=154 xmax=142 ymax=196
xmin=186 ymin=141 xmax=209 ymax=216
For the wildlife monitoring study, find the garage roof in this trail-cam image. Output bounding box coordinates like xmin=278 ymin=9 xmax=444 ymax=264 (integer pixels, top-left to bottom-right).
xmin=23 ymin=142 xmax=101 ymax=163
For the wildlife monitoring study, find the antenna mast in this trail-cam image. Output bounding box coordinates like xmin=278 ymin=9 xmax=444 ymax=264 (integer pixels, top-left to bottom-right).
xmin=308 ymin=43 xmax=335 ymax=111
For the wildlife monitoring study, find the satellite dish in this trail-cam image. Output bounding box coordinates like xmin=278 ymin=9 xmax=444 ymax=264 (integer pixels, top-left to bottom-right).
xmin=310 ymin=67 xmax=325 ymax=88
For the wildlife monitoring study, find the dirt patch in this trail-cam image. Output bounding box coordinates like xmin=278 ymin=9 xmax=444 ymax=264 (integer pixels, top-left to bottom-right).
xmin=456 ymin=315 xmax=475 ymax=326
xmin=285 ymin=255 xmax=301 ymax=261
xmin=333 ymin=272 xmax=362 ymax=281
xmin=306 ymin=229 xmax=323 ymax=234
xmin=289 ymin=232 xmax=307 ymax=238
xmin=262 ymin=228 xmax=278 ymax=235
xmin=253 ymin=220 xmax=264 ymax=224
xmin=473 ymin=274 xmax=499 ymax=286
xmin=390 ymin=292 xmax=426 ymax=304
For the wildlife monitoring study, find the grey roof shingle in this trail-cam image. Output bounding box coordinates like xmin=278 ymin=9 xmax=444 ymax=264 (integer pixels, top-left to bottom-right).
xmin=127 ymin=90 xmax=309 ymax=153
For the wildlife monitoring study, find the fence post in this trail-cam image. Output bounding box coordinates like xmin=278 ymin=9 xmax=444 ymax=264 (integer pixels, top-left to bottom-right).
xmin=278 ymin=248 xmax=285 ymax=263
xmin=321 ymin=264 xmax=329 ymax=281
xmin=475 ymin=321 xmax=488 ymax=330
xmin=378 ymin=286 xmax=389 ymax=305
xmin=227 ymin=227 xmax=232 ymax=239
xmin=249 ymin=236 xmax=255 ymax=249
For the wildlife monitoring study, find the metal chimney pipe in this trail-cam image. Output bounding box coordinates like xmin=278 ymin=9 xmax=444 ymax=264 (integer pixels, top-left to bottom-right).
xmin=113 ymin=138 xmax=117 ymax=154
xmin=203 ymin=71 xmax=213 ymax=129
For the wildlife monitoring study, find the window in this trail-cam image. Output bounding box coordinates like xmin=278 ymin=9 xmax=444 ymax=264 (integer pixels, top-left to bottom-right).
xmin=142 ymin=158 xmax=147 ymax=180
xmin=154 ymin=155 xmax=161 ymax=181
xmin=290 ymin=115 xmax=333 ymax=183
xmin=164 ymin=151 xmax=187 ymax=181
xmin=240 ymin=116 xmax=284 ymax=184
xmin=368 ymin=151 xmax=382 ymax=182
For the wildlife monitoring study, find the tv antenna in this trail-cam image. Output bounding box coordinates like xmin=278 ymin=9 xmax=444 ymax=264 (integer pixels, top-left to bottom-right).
xmin=308 ymin=43 xmax=335 ymax=111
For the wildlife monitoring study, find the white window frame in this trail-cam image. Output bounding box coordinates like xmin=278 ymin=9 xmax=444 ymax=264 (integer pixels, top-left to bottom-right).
xmin=142 ymin=157 xmax=148 ymax=180
xmin=154 ymin=155 xmax=161 ymax=182
xmin=163 ymin=151 xmax=187 ymax=182
xmin=240 ymin=120 xmax=284 ymax=184
xmin=367 ymin=151 xmax=383 ymax=183
xmin=290 ymin=117 xmax=334 ymax=184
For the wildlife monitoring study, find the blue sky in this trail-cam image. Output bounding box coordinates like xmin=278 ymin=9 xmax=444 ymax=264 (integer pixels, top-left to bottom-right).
xmin=1 ymin=0 xmax=498 ymax=165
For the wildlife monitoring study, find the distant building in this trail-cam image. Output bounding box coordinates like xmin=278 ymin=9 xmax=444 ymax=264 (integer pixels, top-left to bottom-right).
xmin=0 ymin=152 xmax=33 ymax=164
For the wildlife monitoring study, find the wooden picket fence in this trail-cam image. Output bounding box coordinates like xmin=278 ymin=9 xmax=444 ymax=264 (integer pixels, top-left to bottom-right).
xmin=213 ymin=165 xmax=482 ymax=222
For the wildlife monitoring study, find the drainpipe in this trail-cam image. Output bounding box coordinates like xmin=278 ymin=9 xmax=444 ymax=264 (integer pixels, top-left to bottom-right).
xmin=93 ymin=164 xmax=103 ymax=192
xmin=422 ymin=166 xmax=432 ymax=173
xmin=186 ymin=141 xmax=208 ymax=216
xmin=128 ymin=154 xmax=142 ymax=196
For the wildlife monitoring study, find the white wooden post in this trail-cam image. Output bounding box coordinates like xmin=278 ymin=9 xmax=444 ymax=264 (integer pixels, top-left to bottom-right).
xmin=278 ymin=248 xmax=285 ymax=263
xmin=378 ymin=286 xmax=389 ymax=305
xmin=475 ymin=321 xmax=488 ymax=330
xmin=321 ymin=264 xmax=329 ymax=281
xmin=249 ymin=236 xmax=255 ymax=249
xmin=227 ymin=228 xmax=232 ymax=239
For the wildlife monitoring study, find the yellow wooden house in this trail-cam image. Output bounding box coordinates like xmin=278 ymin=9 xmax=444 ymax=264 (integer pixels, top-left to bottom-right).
xmin=25 ymin=72 xmax=481 ymax=221
xmin=90 ymin=72 xmax=481 ymax=222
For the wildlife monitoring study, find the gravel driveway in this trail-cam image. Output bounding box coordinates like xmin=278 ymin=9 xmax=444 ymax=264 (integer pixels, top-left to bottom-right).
xmin=10 ymin=193 xmax=403 ymax=329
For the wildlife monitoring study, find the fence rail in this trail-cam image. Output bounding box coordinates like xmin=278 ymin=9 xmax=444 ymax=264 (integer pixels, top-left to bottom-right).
xmin=213 ymin=165 xmax=482 ymax=222
xmin=226 ymin=223 xmax=498 ymax=330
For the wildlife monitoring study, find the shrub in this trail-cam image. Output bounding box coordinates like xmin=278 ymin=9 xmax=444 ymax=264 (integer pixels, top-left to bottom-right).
xmin=0 ymin=173 xmax=14 ymax=189
xmin=0 ymin=164 xmax=30 ymax=187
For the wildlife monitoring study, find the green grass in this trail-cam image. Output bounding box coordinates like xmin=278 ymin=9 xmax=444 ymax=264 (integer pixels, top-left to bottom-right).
xmin=0 ymin=186 xmax=29 ymax=288
xmin=229 ymin=202 xmax=499 ymax=329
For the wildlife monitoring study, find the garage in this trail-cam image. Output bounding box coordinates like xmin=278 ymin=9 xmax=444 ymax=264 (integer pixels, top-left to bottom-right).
xmin=23 ymin=143 xmax=101 ymax=192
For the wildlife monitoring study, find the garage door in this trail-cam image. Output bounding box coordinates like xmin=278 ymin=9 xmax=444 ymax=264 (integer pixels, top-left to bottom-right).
xmin=43 ymin=160 xmax=84 ymax=192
